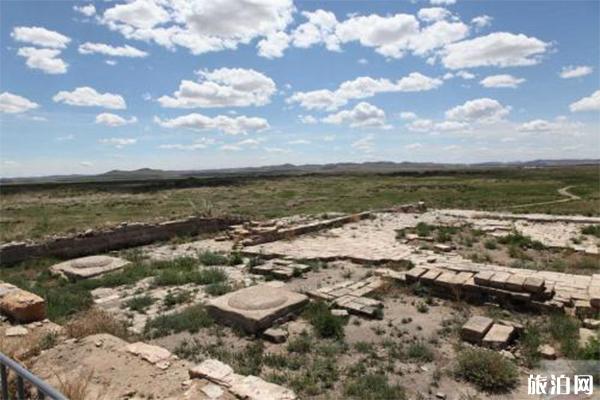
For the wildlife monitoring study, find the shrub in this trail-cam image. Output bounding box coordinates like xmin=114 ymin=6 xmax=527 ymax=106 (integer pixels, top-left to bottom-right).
xmin=581 ymin=225 xmax=600 ymax=238
xmin=154 ymin=267 xmax=227 ymax=286
xmin=484 ymin=239 xmax=497 ymax=250
xmin=204 ymin=281 xmax=233 ymax=296
xmin=228 ymin=252 xmax=244 ymax=266
xmin=65 ymin=308 xmax=129 ymax=340
xmin=163 ymin=290 xmax=192 ymax=308
xmin=198 ymin=250 xmax=229 ymax=266
xmin=303 ymin=301 xmax=345 ymax=339
xmin=415 ymin=222 xmax=432 ymax=237
xmin=548 ymin=313 xmax=580 ymax=358
xmin=406 ymin=341 xmax=434 ymax=362
xmin=344 ymin=373 xmax=406 ymax=400
xmin=499 ymin=232 xmax=545 ymax=250
xmin=287 ymin=333 xmax=312 ymax=354
xmin=144 ymin=305 xmax=213 ymax=338
xmin=520 ymin=323 xmax=543 ymax=367
xmin=124 ymin=295 xmax=155 ymax=313
xmin=455 ymin=348 xmax=518 ymax=392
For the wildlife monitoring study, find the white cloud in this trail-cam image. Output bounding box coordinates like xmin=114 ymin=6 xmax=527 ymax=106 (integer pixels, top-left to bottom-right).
xmin=456 ymin=70 xmax=475 ymax=80
xmin=289 ymin=139 xmax=311 ymax=145
xmin=569 ymin=90 xmax=600 ymax=112
xmin=74 ymin=4 xmax=96 ymax=17
xmin=17 ymin=47 xmax=68 ymax=74
xmin=11 ymin=26 xmax=70 ymax=48
xmin=106 ymin=60 xmax=118 ymax=66
xmin=517 ymin=119 xmax=556 ymax=132
xmin=417 ymin=8 xmax=452 ymax=23
xmin=407 ymin=119 xmax=434 ymax=132
xmin=517 ymin=117 xmax=584 ymax=136
xmin=471 ymin=15 xmax=492 ymax=29
xmin=480 ymin=74 xmax=525 ymax=88
xmin=399 ymin=111 xmax=417 ymax=120
xmin=154 ymin=113 xmax=269 ymax=135
xmin=0 ymin=92 xmax=39 ymax=114
xmin=288 ymin=72 xmax=442 ymax=111
xmin=95 ymin=113 xmax=138 ymax=127
xmin=430 ymin=0 xmax=456 ymax=4
xmin=159 ymin=138 xmax=215 ymax=150
xmin=100 ymin=0 xmax=294 ymax=56
xmin=257 ymin=31 xmax=291 ymax=58
xmin=291 ymin=9 xmax=339 ymax=51
xmin=298 ymin=115 xmax=317 ymax=124
xmin=80 ymin=161 xmax=94 ymax=167
xmin=435 ymin=121 xmax=469 ymax=131
xmin=323 ymin=135 xmax=335 ymax=142
xmin=56 ymin=134 xmax=75 ymax=141
xmin=264 ymin=146 xmax=290 ymax=153
xmin=560 ymin=65 xmax=593 ymax=79
xmin=99 ymin=138 xmax=137 ymax=148
xmin=323 ymin=102 xmax=389 ymax=129
xmin=405 ymin=143 xmax=423 ymax=150
xmin=79 ymin=42 xmax=148 ymax=58
xmin=441 ymin=32 xmax=549 ymax=69
xmin=53 ymin=87 xmax=126 ymax=109
xmin=351 ymin=134 xmax=374 ymax=153
xmin=158 ymin=67 xmax=276 ymax=108
xmin=358 ymin=58 xmax=368 ymax=65
xmin=446 ymin=98 xmax=511 ymax=122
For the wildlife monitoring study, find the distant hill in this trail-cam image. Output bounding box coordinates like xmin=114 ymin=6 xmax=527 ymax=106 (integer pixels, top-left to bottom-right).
xmin=1 ymin=159 xmax=598 ymax=185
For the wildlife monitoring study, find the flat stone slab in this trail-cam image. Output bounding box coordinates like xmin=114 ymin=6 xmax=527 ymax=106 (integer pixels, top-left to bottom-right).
xmin=190 ymin=359 xmax=237 ymax=387
xmin=0 ymin=289 xmax=46 ymax=323
xmin=461 ymin=316 xmax=494 ymax=344
xmin=230 ymin=375 xmax=297 ymax=400
xmin=207 ymin=284 xmax=308 ymax=333
xmin=50 ymin=255 xmax=130 ymax=280
xmin=125 ymin=342 xmax=171 ymax=364
xmin=5 ymin=325 xmax=28 ymax=337
xmin=482 ymin=324 xmax=515 ymax=349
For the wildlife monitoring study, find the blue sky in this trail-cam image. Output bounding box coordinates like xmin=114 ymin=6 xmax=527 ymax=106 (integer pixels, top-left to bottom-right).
xmin=0 ymin=0 xmax=598 ymax=177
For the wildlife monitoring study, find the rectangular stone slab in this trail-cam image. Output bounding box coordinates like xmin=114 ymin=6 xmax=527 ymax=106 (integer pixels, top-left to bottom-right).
xmin=405 ymin=267 xmax=428 ymax=284
xmin=474 ymin=271 xmax=495 ymax=286
xmin=50 ymin=255 xmax=130 ymax=280
xmin=482 ymin=324 xmax=515 ymax=349
xmin=523 ymin=276 xmax=545 ymax=294
xmin=207 ymin=284 xmax=308 ymax=333
xmin=461 ymin=316 xmax=493 ymax=343
xmin=504 ymin=274 xmax=526 ymax=292
xmin=488 ymin=272 xmax=511 ymax=289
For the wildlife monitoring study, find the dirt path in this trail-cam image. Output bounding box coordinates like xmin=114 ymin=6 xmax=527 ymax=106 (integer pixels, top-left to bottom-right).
xmin=510 ymin=185 xmax=581 ymax=209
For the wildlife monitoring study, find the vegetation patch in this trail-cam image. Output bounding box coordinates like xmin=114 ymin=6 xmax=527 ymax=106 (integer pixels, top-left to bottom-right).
xmin=581 ymin=225 xmax=600 ymax=238
xmin=455 ymin=348 xmax=518 ymax=393
xmin=344 ymin=373 xmax=406 ymax=400
xmin=144 ymin=304 xmax=213 ymax=338
xmin=303 ymin=301 xmax=346 ymax=339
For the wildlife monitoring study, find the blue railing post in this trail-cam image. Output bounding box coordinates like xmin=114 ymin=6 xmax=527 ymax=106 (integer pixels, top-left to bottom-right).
xmin=0 ymin=352 xmax=68 ymax=400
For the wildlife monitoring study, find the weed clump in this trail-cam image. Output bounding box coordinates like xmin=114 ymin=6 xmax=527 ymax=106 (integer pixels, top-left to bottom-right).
xmin=455 ymin=348 xmax=518 ymax=393
xmin=303 ymin=301 xmax=346 ymax=339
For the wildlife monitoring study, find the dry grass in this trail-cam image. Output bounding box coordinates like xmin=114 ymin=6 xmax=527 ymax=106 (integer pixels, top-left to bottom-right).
xmin=55 ymin=369 xmax=102 ymax=400
xmin=64 ymin=308 xmax=129 ymax=340
xmin=0 ymin=330 xmax=59 ymax=362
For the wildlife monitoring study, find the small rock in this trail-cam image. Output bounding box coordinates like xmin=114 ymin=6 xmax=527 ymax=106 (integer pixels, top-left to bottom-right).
xmin=156 ymin=360 xmax=171 ymax=370
xmin=436 ymin=392 xmax=447 ymax=400
xmin=263 ymin=328 xmax=288 ymax=343
xmin=583 ymin=318 xmax=600 ymax=329
xmin=499 ymin=350 xmax=515 ymax=360
xmin=331 ymin=309 xmax=349 ymax=317
xmin=5 ymin=326 xmax=28 ymax=337
xmin=538 ymin=344 xmax=556 ymax=360
xmin=95 ymin=340 xmax=103 ymax=347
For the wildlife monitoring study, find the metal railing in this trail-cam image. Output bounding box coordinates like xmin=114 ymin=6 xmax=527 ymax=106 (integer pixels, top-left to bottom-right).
xmin=0 ymin=352 xmax=67 ymax=400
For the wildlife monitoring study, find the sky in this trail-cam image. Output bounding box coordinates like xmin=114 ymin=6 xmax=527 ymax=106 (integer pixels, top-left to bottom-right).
xmin=0 ymin=0 xmax=599 ymax=178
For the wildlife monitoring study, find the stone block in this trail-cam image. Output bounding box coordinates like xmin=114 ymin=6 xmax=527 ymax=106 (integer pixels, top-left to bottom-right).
xmin=575 ymin=300 xmax=593 ymax=318
xmin=434 ymin=244 xmax=453 ymax=252
xmin=207 ymin=284 xmax=308 ymax=333
xmin=272 ymin=268 xmax=294 ymax=280
xmin=461 ymin=316 xmax=494 ymax=344
xmin=230 ymin=375 xmax=297 ymax=400
xmin=5 ymin=326 xmax=28 ymax=337
xmin=583 ymin=319 xmax=600 ymax=329
xmin=405 ymin=267 xmax=428 ymax=284
xmin=50 ymin=255 xmax=130 ymax=280
xmin=125 ymin=342 xmax=171 ymax=364
xmin=488 ymin=272 xmax=511 ymax=289
xmin=420 ymin=269 xmax=443 ymax=284
xmin=473 ymin=271 xmax=495 ymax=287
xmin=538 ymin=344 xmax=556 ymax=360
xmin=263 ymin=328 xmax=288 ymax=343
xmin=504 ymin=274 xmax=526 ymax=292
xmin=523 ymin=276 xmax=545 ymax=294
xmin=433 ymin=271 xmax=458 ymax=289
xmin=482 ymin=324 xmax=515 ymax=349
xmin=0 ymin=290 xmax=46 ymax=323
xmin=189 ymin=359 xmax=237 ymax=387
xmin=331 ymin=309 xmax=349 ymax=317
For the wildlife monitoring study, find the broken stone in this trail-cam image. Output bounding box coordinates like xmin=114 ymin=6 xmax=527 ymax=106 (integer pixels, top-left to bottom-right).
xmin=583 ymin=318 xmax=600 ymax=329
xmin=461 ymin=316 xmax=494 ymax=344
xmin=50 ymin=255 xmax=130 ymax=280
xmin=125 ymin=342 xmax=171 ymax=364
xmin=538 ymin=344 xmax=557 ymax=360
xmin=482 ymin=324 xmax=515 ymax=350
xmin=499 ymin=350 xmax=515 ymax=360
xmin=263 ymin=328 xmax=287 ymax=343
xmin=433 ymin=244 xmax=453 ymax=252
xmin=230 ymin=375 xmax=297 ymax=400
xmin=207 ymin=284 xmax=308 ymax=333
xmin=189 ymin=359 xmax=236 ymax=387
xmin=473 ymin=271 xmax=495 ymax=287
xmin=5 ymin=325 xmax=28 ymax=337
xmin=271 ymin=268 xmax=294 ymax=280
xmin=488 ymin=272 xmax=511 ymax=289
xmin=420 ymin=269 xmax=443 ymax=284
xmin=201 ymin=383 xmax=224 ymax=399
xmin=0 ymin=290 xmax=46 ymax=323
xmin=435 ymin=392 xmax=446 ymax=400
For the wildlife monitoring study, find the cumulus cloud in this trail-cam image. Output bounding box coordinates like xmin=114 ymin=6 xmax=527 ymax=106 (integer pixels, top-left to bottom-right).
xmin=471 ymin=15 xmax=492 ymax=29
xmin=74 ymin=4 xmax=96 ymax=17
xmin=95 ymin=113 xmax=138 ymax=127
xmin=322 ymin=102 xmax=389 ymax=129
xmin=0 ymin=92 xmax=39 ymax=114
xmin=17 ymin=47 xmax=68 ymax=74
xmin=417 ymin=8 xmax=453 ymax=23
xmin=445 ymin=98 xmax=511 ymax=122
xmin=100 ymin=0 xmax=294 ymax=56
xmin=79 ymin=42 xmax=148 ymax=57
xmin=158 ymin=67 xmax=276 ymax=108
xmin=159 ymin=137 xmax=215 ymax=150
xmin=154 ymin=113 xmax=269 ymax=134
xmin=257 ymin=31 xmax=291 ymax=58
xmin=430 ymin=0 xmax=456 ymax=4
xmin=441 ymin=32 xmax=549 ymax=69
xmin=517 ymin=119 xmax=556 ymax=132
xmin=288 ymin=72 xmax=442 ymax=111
xmin=569 ymin=90 xmax=600 ymax=112
xmin=11 ymin=26 xmax=70 ymax=48
xmin=53 ymin=87 xmax=126 ymax=109
xmin=407 ymin=119 xmax=434 ymax=132
xmin=351 ymin=134 xmax=375 ymax=153
xmin=298 ymin=115 xmax=317 ymax=124
xmin=517 ymin=117 xmax=584 ymax=136
xmin=99 ymin=138 xmax=137 ymax=148
xmin=560 ymin=65 xmax=593 ymax=79
xmin=399 ymin=111 xmax=418 ymax=120
xmin=480 ymin=74 xmax=525 ymax=88
xmin=406 ymin=118 xmax=469 ymax=133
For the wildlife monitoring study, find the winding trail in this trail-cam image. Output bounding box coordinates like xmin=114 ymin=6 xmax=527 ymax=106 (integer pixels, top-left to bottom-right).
xmin=510 ymin=185 xmax=581 ymax=209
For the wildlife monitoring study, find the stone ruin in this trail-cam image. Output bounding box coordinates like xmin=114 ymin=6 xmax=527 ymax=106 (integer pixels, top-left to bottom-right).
xmin=50 ymin=255 xmax=130 ymax=280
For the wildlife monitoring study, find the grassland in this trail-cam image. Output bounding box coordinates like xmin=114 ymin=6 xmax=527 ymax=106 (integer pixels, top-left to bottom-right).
xmin=0 ymin=165 xmax=598 ymax=242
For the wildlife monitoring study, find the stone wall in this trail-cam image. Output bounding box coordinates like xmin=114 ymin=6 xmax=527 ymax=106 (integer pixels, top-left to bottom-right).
xmin=0 ymin=216 xmax=242 ymax=266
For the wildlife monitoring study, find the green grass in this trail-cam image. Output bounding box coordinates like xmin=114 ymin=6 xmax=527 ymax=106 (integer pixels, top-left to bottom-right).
xmin=154 ymin=267 xmax=227 ymax=286
xmin=498 ymin=232 xmax=545 ymax=250
xmin=198 ymin=250 xmax=229 ymax=266
xmin=548 ymin=313 xmax=581 ymax=358
xmin=124 ymin=295 xmax=155 ymax=313
xmin=344 ymin=373 xmax=406 ymax=400
xmin=2 ymin=166 xmax=598 ymax=242
xmin=582 ymin=225 xmax=600 ymax=238
xmin=303 ymin=301 xmax=346 ymax=340
xmin=406 ymin=341 xmax=434 ymax=362
xmin=144 ymin=304 xmax=214 ymax=338
xmin=455 ymin=348 xmax=518 ymax=393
